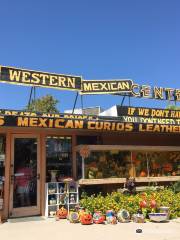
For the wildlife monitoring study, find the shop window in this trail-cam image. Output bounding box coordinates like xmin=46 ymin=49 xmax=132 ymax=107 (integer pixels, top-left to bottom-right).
xmin=83 ymin=151 xmax=132 ymax=179
xmin=0 ymin=135 xmax=5 ymax=210
xmin=78 ymin=149 xmax=180 ymax=179
xmin=46 ymin=136 xmax=72 ymax=182
xmin=133 ymin=151 xmax=180 ymax=177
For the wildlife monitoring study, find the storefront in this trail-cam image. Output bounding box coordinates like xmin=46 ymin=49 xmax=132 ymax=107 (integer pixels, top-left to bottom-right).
xmin=0 ymin=66 xmax=180 ymax=221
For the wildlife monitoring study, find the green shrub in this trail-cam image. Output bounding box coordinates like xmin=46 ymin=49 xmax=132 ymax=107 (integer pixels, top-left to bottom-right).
xmin=80 ymin=188 xmax=180 ymax=219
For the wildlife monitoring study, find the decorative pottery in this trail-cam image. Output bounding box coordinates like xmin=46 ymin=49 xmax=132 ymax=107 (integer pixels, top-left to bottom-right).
xmin=106 ymin=210 xmax=114 ymax=218
xmin=93 ymin=211 xmax=105 ymax=224
xmin=140 ymin=171 xmax=147 ymax=177
xmin=150 ymin=199 xmax=157 ymax=209
xmin=148 ymin=213 xmax=168 ymax=222
xmin=159 ymin=206 xmax=170 ymax=218
xmin=106 ymin=210 xmax=117 ymax=224
xmin=139 ymin=200 xmax=147 ymax=208
xmin=56 ymin=207 xmax=68 ymax=219
xmin=69 ymin=212 xmax=79 ymax=223
xmin=132 ymin=213 xmax=145 ymax=223
xmin=80 ymin=212 xmax=93 ymax=225
xmin=106 ymin=216 xmax=117 ymax=224
xmin=78 ymin=207 xmax=85 ymax=218
xmin=117 ymin=209 xmax=130 ymax=223
xmin=49 ymin=211 xmax=56 ymax=217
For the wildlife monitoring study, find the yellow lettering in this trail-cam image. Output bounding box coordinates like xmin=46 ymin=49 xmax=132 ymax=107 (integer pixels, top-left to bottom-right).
xmin=87 ymin=121 xmax=96 ymax=129
xmin=22 ymin=71 xmax=31 ymax=83
xmin=17 ymin=117 xmax=29 ymax=127
xmin=74 ymin=120 xmax=84 ymax=129
xmin=29 ymin=118 xmax=38 ymax=126
xmin=153 ymin=87 xmax=164 ymax=99
xmin=40 ymin=74 xmax=49 ymax=85
xmin=31 ymin=73 xmax=40 ymax=84
xmin=58 ymin=77 xmax=66 ymax=87
xmin=49 ymin=75 xmax=58 ymax=86
xmin=0 ymin=116 xmax=5 ymax=126
xmin=67 ymin=77 xmax=75 ymax=88
xmin=103 ymin=122 xmax=111 ymax=130
xmin=9 ymin=70 xmax=21 ymax=82
xmin=82 ymin=82 xmax=92 ymax=92
xmin=54 ymin=119 xmax=65 ymax=128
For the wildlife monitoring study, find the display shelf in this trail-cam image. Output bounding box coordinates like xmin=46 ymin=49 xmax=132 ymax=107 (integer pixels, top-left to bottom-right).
xmin=45 ymin=181 xmax=79 ymax=217
xmin=78 ymin=176 xmax=180 ymax=185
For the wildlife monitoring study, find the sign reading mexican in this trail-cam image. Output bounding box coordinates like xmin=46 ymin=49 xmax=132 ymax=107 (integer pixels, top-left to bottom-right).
xmin=81 ymin=80 xmax=133 ymax=94
xmin=0 ymin=66 xmax=82 ymax=91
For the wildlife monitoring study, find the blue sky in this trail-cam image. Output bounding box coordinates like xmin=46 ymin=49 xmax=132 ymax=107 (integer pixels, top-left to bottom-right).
xmin=0 ymin=0 xmax=179 ymax=112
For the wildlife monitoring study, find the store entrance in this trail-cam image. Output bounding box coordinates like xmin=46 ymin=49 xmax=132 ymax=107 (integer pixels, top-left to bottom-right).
xmin=9 ymin=135 xmax=40 ymax=217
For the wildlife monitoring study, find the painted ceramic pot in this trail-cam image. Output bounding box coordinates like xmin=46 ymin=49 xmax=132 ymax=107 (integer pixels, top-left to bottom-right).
xmin=159 ymin=206 xmax=170 ymax=218
xmin=132 ymin=213 xmax=145 ymax=223
xmin=149 ymin=213 xmax=168 ymax=222
xmin=56 ymin=207 xmax=68 ymax=219
xmin=106 ymin=210 xmax=114 ymax=218
xmin=78 ymin=208 xmax=85 ymax=218
xmin=93 ymin=211 xmax=105 ymax=224
xmin=80 ymin=212 xmax=93 ymax=225
xmin=106 ymin=216 xmax=117 ymax=224
xmin=117 ymin=209 xmax=130 ymax=223
xmin=69 ymin=212 xmax=79 ymax=223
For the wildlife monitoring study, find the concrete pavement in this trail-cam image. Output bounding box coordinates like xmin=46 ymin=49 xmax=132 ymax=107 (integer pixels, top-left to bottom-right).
xmin=0 ymin=218 xmax=180 ymax=240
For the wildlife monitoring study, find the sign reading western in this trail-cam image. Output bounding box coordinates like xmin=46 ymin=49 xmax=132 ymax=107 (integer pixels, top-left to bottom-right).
xmin=0 ymin=66 xmax=82 ymax=91
xmin=81 ymin=80 xmax=133 ymax=94
xmin=0 ymin=115 xmax=180 ymax=133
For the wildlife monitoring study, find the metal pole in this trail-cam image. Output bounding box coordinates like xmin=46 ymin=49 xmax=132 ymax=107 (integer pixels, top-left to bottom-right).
xmin=81 ymin=95 xmax=84 ymax=112
xmin=72 ymin=92 xmax=79 ymax=114
xmin=146 ymin=152 xmax=150 ymax=177
xmin=120 ymin=96 xmax=126 ymax=106
xmin=128 ymin=96 xmax=131 ymax=106
xmin=33 ymin=87 xmax=36 ymax=111
xmin=28 ymin=87 xmax=34 ymax=108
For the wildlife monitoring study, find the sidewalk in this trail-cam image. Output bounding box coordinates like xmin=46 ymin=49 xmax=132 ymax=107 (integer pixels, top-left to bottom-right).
xmin=0 ymin=218 xmax=180 ymax=240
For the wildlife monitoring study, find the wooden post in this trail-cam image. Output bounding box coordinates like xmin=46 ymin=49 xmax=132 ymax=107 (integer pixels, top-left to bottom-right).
xmin=82 ymin=157 xmax=85 ymax=179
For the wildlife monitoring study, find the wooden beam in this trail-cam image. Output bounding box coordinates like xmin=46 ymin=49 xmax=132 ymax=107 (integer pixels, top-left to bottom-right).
xmin=75 ymin=144 xmax=180 ymax=152
xmin=78 ymin=176 xmax=180 ymax=185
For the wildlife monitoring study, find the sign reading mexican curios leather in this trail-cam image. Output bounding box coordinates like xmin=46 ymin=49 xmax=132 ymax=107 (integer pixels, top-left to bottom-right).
xmin=0 ymin=66 xmax=82 ymax=91
xmin=0 ymin=115 xmax=180 ymax=133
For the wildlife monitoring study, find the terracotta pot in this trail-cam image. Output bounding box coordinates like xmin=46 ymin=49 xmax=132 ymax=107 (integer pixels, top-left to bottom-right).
xmin=56 ymin=207 xmax=68 ymax=219
xmin=80 ymin=212 xmax=93 ymax=225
